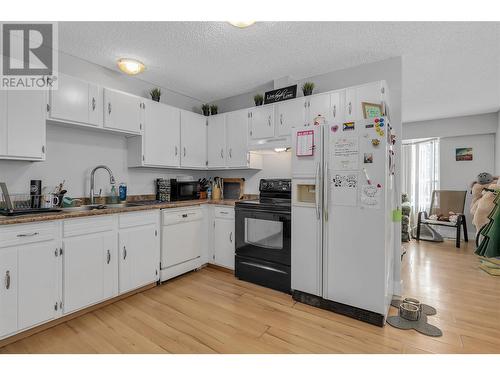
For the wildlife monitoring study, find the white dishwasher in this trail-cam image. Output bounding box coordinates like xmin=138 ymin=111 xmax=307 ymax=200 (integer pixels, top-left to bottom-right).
xmin=160 ymin=206 xmax=203 ymax=281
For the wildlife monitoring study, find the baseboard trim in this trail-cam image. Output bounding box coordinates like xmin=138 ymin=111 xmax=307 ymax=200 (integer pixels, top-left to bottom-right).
xmin=0 ymin=283 xmax=156 ymax=348
xmin=292 ymin=290 xmax=386 ymax=327
xmin=207 ymin=263 xmax=235 ymax=274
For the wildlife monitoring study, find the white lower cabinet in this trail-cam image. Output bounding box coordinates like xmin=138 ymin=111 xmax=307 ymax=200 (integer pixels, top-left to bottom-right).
xmin=212 ymin=207 xmax=235 ymax=270
xmin=118 ymin=211 xmax=160 ymax=294
xmin=17 ymin=239 xmax=60 ymax=331
xmin=63 ymin=231 xmax=118 ymax=314
xmin=0 ymin=248 xmax=18 ymax=338
xmin=160 ymin=207 xmax=203 ymax=281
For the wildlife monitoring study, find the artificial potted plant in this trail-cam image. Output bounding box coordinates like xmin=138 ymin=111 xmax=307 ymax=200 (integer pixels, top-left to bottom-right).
xmin=254 ymin=94 xmax=264 ymax=106
xmin=210 ymin=104 xmax=218 ymax=115
xmin=150 ymin=88 xmax=161 ymax=102
xmin=301 ymin=82 xmax=315 ymax=96
xmin=202 ymin=104 xmax=210 ymax=116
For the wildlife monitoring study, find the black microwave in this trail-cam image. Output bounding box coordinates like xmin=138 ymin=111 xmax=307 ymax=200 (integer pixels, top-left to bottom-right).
xmin=157 ymin=179 xmax=200 ymax=202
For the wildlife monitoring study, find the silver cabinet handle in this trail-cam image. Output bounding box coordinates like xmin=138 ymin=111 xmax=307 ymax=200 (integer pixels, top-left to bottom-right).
xmin=268 ymin=115 xmax=271 ymax=126
xmin=106 ymin=249 xmax=111 ymax=264
xmin=17 ymin=232 xmax=39 ymax=238
xmin=108 ymin=102 xmax=112 ymax=115
xmin=92 ymin=97 xmax=96 ymax=111
xmin=175 ymin=145 xmax=178 ymax=156
xmin=333 ymin=105 xmax=336 ymax=118
xmin=4 ymin=271 xmax=10 ymax=290
xmin=123 ymin=246 xmax=127 ymax=260
xmin=304 ymin=101 xmax=307 ymax=108
xmin=229 ymin=148 xmax=232 ymax=158
xmin=183 ymin=147 xmax=186 ymax=157
xmin=280 ymin=113 xmax=283 ymax=125
xmin=220 ymin=148 xmax=224 ymax=159
xmin=229 ymin=232 xmax=233 ymax=243
xmin=182 ymin=213 xmax=188 ymax=218
xmin=348 ymin=102 xmax=352 ymax=115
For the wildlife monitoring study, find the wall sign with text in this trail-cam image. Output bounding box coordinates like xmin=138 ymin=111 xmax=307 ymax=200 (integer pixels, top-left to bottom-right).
xmin=264 ymin=85 xmax=297 ymax=104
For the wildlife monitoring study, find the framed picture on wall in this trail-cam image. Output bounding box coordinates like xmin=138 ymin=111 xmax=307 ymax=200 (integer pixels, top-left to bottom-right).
xmin=362 ymin=102 xmax=383 ymax=118
xmin=456 ymin=147 xmax=473 ymax=161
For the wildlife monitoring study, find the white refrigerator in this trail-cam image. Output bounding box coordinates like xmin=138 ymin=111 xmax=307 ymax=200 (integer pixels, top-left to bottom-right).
xmin=291 ymin=117 xmax=396 ymax=326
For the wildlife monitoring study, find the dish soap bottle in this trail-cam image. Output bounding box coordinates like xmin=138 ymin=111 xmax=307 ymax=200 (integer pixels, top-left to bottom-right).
xmin=109 ymin=184 xmax=119 ymax=204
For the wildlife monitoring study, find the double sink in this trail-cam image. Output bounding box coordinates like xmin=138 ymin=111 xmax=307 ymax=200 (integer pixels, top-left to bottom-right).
xmin=62 ymin=202 xmax=147 ymax=212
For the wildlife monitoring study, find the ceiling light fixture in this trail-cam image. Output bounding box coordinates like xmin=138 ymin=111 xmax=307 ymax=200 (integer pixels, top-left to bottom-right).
xmin=117 ymin=58 xmax=145 ymax=75
xmin=228 ymin=21 xmax=256 ymax=28
xmin=274 ymin=147 xmax=290 ymax=153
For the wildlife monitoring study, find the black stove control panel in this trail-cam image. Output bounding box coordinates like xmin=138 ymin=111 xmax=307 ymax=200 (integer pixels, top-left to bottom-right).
xmin=259 ymin=179 xmax=292 ymax=193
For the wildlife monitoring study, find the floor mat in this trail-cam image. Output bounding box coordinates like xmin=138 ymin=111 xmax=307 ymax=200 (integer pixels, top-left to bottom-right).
xmin=388 ymin=298 xmax=442 ymax=337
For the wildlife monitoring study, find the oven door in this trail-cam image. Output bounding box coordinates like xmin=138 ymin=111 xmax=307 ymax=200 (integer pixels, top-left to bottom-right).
xmin=235 ymin=206 xmax=291 ymax=266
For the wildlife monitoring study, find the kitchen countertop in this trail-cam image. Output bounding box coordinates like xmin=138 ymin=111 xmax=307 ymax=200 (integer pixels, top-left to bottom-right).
xmin=0 ymin=198 xmax=250 ymax=226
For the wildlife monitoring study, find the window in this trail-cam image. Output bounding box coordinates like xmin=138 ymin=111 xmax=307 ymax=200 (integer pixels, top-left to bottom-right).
xmin=402 ymin=138 xmax=440 ymax=225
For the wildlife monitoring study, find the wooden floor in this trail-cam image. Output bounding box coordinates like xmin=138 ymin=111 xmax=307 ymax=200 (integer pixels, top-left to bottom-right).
xmin=2 ymin=240 xmax=500 ymax=354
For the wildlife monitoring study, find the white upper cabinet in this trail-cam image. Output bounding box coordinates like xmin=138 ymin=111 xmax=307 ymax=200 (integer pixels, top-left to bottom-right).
xmin=49 ymin=73 xmax=102 ymax=127
xmin=0 ymin=90 xmax=46 ymax=160
xmin=275 ymin=98 xmax=306 ymax=136
xmin=345 ymin=81 xmax=386 ymax=121
xmin=248 ymin=105 xmax=275 ymax=140
xmin=330 ymin=90 xmax=343 ymax=123
xmin=225 ymin=109 xmax=249 ymax=168
xmin=103 ymin=88 xmax=142 ymax=134
xmin=143 ymin=100 xmax=180 ymax=167
xmin=207 ymin=114 xmax=226 ymax=168
xmin=17 ymin=240 xmax=59 ymax=331
xmin=0 ymin=247 xmax=18 ymax=338
xmin=305 ymin=93 xmax=332 ymax=126
xmin=180 ymin=110 xmax=207 ymax=168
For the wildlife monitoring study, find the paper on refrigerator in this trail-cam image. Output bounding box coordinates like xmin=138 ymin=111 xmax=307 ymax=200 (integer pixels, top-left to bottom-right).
xmin=331 ymin=172 xmax=358 ymax=207
xmin=331 ymin=137 xmax=359 ymax=170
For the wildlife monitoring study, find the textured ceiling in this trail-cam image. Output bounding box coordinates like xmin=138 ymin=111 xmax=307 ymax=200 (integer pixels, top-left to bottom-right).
xmin=58 ymin=22 xmax=500 ymax=122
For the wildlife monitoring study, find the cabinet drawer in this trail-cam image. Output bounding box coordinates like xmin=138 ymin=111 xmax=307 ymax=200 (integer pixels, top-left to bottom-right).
xmin=214 ymin=206 xmax=235 ymax=219
xmin=162 ymin=207 xmax=203 ymax=226
xmin=0 ymin=222 xmax=58 ymax=249
xmin=119 ymin=210 xmax=159 ymax=229
xmin=63 ymin=216 xmax=115 ymax=238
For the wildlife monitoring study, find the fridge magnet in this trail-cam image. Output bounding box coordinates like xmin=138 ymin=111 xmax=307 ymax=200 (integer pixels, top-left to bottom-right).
xmin=365 ymin=123 xmax=374 ymax=129
xmin=342 ymin=122 xmax=355 ymax=131
xmin=331 ymin=125 xmax=339 ymax=133
xmin=456 ymin=147 xmax=473 ymax=161
xmin=364 ymin=153 xmax=373 ymax=164
xmin=362 ymin=103 xmax=383 ymax=119
xmin=371 ymin=139 xmax=380 ymax=147
xmin=360 ymin=184 xmax=381 ymax=209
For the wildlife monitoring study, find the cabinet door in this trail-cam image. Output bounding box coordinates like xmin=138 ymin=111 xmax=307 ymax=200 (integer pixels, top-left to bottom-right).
xmin=6 ymin=90 xmax=46 ymax=159
xmin=63 ymin=232 xmax=117 ymax=314
xmin=144 ymin=101 xmax=180 ymax=167
xmin=226 ymin=110 xmax=248 ymax=168
xmin=180 ymin=110 xmax=207 ymax=168
xmin=276 ymin=98 xmax=306 ymax=136
xmin=306 ymin=93 xmax=331 ymax=126
xmin=119 ymin=225 xmax=158 ymax=294
xmin=88 ymin=83 xmax=103 ymax=126
xmin=346 ymin=82 xmax=384 ymax=120
xmin=214 ymin=218 xmax=235 ymax=270
xmin=17 ymin=240 xmax=58 ymax=330
xmin=103 ymin=88 xmax=142 ymax=134
xmin=249 ymin=105 xmax=274 ymax=139
xmin=207 ymin=114 xmax=226 ymax=168
xmin=330 ymin=90 xmax=343 ymax=123
xmin=49 ymin=73 xmax=91 ymax=125
xmin=0 ymin=248 xmax=18 ymax=338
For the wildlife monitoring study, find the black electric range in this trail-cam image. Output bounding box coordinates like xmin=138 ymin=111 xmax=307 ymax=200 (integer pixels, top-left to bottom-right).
xmin=234 ymin=179 xmax=291 ymax=293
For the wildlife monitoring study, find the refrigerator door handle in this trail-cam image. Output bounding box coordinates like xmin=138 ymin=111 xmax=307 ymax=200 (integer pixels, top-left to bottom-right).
xmin=324 ymin=165 xmax=329 ymax=222
xmin=315 ymin=162 xmax=321 ymax=220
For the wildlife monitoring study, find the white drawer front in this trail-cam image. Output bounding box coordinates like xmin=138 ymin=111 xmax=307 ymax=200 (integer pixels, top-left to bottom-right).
xmin=63 ymin=216 xmax=115 ymax=238
xmin=0 ymin=222 xmax=58 ymax=248
xmin=214 ymin=206 xmax=235 ymax=219
xmin=119 ymin=210 xmax=159 ymax=228
xmin=162 ymin=207 xmax=203 ymax=226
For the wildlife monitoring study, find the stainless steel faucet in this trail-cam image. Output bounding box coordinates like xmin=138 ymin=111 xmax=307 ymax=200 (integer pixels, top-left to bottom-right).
xmin=89 ymin=165 xmax=115 ymax=204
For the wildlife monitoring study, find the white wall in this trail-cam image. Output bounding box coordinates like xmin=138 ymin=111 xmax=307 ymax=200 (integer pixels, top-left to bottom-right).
xmin=496 ymin=111 xmax=500 ymax=174
xmin=403 ymin=112 xmax=498 ymax=140
xmin=439 ymin=134 xmax=495 ymax=237
xmin=210 ymin=152 xmax=292 ymax=195
xmin=0 ymin=51 xmax=206 ymax=197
